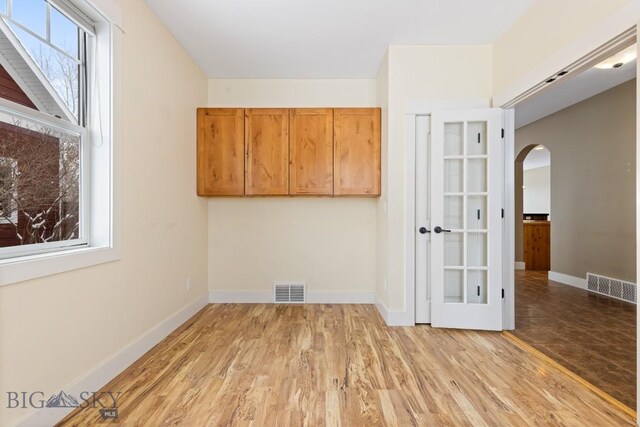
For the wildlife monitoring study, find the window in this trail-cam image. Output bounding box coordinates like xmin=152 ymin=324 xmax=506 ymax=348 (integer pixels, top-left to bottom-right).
xmin=0 ymin=0 xmax=93 ymax=258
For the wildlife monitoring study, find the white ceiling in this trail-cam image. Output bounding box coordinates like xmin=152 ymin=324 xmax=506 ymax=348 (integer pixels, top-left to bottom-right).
xmin=144 ymin=0 xmax=534 ymax=79
xmin=523 ymin=147 xmax=550 ymax=170
xmin=515 ymin=59 xmax=636 ymax=129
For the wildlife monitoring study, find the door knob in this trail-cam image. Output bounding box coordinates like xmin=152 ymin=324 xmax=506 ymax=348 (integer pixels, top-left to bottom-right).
xmin=433 ymin=226 xmax=451 ymax=234
xmin=419 ymin=227 xmax=430 ymax=234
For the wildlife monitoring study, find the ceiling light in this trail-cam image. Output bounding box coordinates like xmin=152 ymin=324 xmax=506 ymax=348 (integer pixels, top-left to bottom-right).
xmin=595 ymin=45 xmax=637 ymax=69
xmin=534 ymin=145 xmax=545 ymax=151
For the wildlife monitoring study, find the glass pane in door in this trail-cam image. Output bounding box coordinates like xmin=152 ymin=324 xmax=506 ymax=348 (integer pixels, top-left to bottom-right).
xmin=444 ymin=122 xmax=463 ymax=156
xmin=444 ymin=196 xmax=463 ymax=229
xmin=467 ymin=196 xmax=487 ymax=230
xmin=467 ymin=159 xmax=487 ymax=193
xmin=444 ymin=160 xmax=463 ymax=193
xmin=467 ymin=270 xmax=487 ymax=304
xmin=444 ymin=269 xmax=464 ymax=303
xmin=467 ymin=233 xmax=487 ymax=267
xmin=467 ymin=122 xmax=487 ymax=156
xmin=444 ymin=233 xmax=464 ymax=267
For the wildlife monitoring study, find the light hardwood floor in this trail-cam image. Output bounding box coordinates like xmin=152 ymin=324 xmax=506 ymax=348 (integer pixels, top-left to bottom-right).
xmin=60 ymin=304 xmax=635 ymax=426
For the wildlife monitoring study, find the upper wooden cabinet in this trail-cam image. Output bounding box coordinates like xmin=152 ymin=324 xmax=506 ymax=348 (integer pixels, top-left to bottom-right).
xmin=245 ymin=108 xmax=290 ymax=195
xmin=289 ymin=108 xmax=334 ymax=195
xmin=197 ymin=108 xmax=245 ymax=196
xmin=333 ymin=108 xmax=381 ymax=196
xmin=197 ymin=107 xmax=380 ymax=197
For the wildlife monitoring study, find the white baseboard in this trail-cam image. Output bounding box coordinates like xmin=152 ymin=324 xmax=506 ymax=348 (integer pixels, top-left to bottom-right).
xmin=209 ymin=291 xmax=272 ymax=303
xmin=515 ymin=262 xmax=526 ymax=270
xmin=374 ymin=296 xmax=414 ymax=327
xmin=307 ymin=292 xmax=375 ymax=304
xmin=548 ymin=271 xmax=587 ymax=290
xmin=14 ymin=293 xmax=209 ymax=427
xmin=209 ymin=291 xmax=375 ymax=304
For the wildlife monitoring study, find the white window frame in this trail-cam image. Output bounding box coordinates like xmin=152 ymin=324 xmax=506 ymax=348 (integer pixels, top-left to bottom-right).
xmin=0 ymin=0 xmax=122 ymax=286
xmin=0 ymin=99 xmax=88 ymax=256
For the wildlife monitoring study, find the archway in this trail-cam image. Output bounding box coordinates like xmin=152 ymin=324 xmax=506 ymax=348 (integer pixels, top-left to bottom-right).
xmin=515 ymin=144 xmax=551 ymax=271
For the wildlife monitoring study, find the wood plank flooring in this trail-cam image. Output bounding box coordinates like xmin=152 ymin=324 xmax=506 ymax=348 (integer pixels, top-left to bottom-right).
xmin=60 ymin=304 xmax=635 ymax=426
xmin=512 ymin=270 xmax=636 ymax=408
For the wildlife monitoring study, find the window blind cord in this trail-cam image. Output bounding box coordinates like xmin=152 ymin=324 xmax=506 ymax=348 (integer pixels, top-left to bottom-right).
xmin=89 ymin=32 xmax=103 ymax=148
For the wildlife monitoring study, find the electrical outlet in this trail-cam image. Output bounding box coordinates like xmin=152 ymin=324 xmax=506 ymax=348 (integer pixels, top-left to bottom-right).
xmin=383 ymin=278 xmax=388 ymax=291
xmin=186 ymin=277 xmax=192 ymax=291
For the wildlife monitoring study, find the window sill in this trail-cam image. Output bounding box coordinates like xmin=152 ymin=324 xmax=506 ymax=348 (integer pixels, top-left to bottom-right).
xmin=0 ymin=245 xmax=121 ymax=287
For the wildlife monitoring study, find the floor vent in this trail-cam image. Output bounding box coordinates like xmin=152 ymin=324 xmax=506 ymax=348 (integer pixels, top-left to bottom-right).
xmin=586 ymin=273 xmax=636 ymax=304
xmin=273 ymin=283 xmax=306 ymax=303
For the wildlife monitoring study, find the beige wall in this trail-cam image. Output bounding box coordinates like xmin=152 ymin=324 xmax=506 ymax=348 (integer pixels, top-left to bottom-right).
xmin=378 ymin=45 xmax=493 ymax=313
xmin=0 ymin=1 xmax=209 ymax=425
xmin=207 ymin=79 xmax=377 ymax=297
xmin=493 ymin=0 xmax=632 ymax=98
xmin=515 ymin=80 xmax=636 ymax=281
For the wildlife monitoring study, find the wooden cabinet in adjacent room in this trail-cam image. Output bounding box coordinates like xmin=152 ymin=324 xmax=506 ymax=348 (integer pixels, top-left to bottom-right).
xmin=523 ymin=220 xmax=551 ymax=271
xmin=289 ymin=108 xmax=334 ymax=195
xmin=245 ymin=108 xmax=290 ymax=195
xmin=197 ymin=108 xmax=245 ymax=196
xmin=333 ymin=108 xmax=381 ymax=196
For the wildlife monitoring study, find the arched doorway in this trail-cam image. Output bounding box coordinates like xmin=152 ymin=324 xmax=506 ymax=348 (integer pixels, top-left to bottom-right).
xmin=515 ymin=144 xmax=550 ymax=271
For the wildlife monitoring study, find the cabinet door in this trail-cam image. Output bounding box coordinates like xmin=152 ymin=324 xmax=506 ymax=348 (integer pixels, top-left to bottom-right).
xmin=197 ymin=108 xmax=245 ymax=196
xmin=290 ymin=108 xmax=333 ymax=195
xmin=245 ymin=109 xmax=289 ymax=195
xmin=334 ymin=108 xmax=381 ymax=196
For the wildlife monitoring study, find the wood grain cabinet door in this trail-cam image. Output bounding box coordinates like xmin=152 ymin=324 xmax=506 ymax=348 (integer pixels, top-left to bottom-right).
xmin=245 ymin=109 xmax=290 ymax=195
xmin=290 ymin=108 xmax=333 ymax=195
xmin=197 ymin=108 xmax=245 ymax=196
xmin=333 ymin=108 xmax=381 ymax=196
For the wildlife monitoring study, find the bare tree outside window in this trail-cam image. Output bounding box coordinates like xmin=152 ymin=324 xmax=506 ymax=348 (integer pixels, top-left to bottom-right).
xmin=33 ymin=43 xmax=79 ymax=119
xmin=0 ymin=118 xmax=80 ymax=248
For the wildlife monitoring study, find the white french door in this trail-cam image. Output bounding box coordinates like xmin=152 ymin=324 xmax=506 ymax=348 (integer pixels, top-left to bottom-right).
xmin=417 ymin=108 xmax=504 ymax=331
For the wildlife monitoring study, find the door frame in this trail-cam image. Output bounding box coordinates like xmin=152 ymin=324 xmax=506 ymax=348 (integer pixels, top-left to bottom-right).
xmin=405 ymin=99 xmax=490 ymax=326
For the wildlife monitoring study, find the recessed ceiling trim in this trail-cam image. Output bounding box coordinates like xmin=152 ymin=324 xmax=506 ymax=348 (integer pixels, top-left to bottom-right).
xmin=503 ymin=26 xmax=636 ymax=109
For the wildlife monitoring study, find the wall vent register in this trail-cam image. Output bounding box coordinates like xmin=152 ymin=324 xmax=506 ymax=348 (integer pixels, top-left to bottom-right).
xmin=273 ymin=283 xmax=306 ymax=303
xmin=587 ymin=273 xmax=636 ymax=304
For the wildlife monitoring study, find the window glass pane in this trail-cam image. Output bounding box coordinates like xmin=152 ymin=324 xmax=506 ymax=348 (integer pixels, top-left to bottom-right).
xmin=8 ymin=23 xmax=79 ymax=120
xmin=0 ymin=0 xmax=7 ymax=15
xmin=11 ymin=0 xmax=46 ymax=37
xmin=50 ymin=6 xmax=78 ymax=58
xmin=0 ymin=110 xmax=80 ymax=249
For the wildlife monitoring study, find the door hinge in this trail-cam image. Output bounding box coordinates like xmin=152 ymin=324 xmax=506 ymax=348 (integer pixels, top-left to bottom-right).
xmin=501 ymin=208 xmax=504 ymax=218
xmin=501 ymin=128 xmax=505 ymax=138
xmin=502 ymin=289 xmax=505 ymax=299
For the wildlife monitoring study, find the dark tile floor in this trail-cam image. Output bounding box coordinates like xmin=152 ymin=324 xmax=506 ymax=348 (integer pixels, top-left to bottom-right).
xmin=512 ymin=270 xmax=636 ymax=409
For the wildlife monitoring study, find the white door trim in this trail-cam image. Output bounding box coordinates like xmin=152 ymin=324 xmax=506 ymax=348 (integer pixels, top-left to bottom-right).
xmin=406 ymin=99 xmax=490 ymax=326
xmin=502 ymin=109 xmax=516 ymax=330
